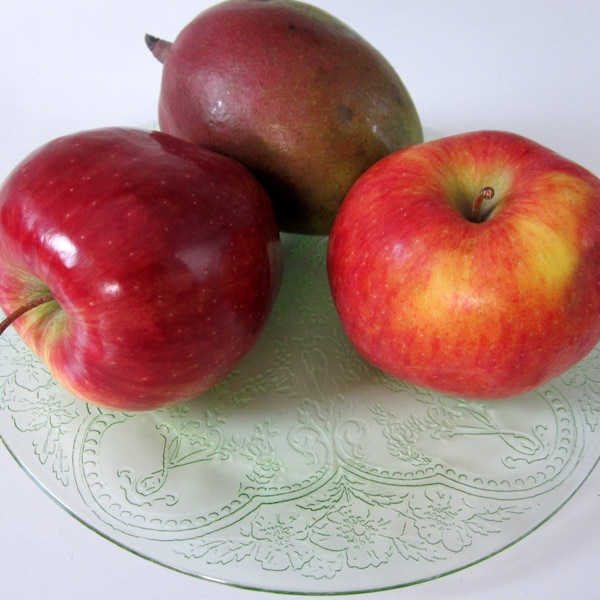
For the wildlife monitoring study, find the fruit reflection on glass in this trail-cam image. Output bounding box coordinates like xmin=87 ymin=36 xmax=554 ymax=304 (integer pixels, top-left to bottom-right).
xmin=0 ymin=127 xmax=282 ymax=411
xmin=327 ymin=130 xmax=600 ymax=400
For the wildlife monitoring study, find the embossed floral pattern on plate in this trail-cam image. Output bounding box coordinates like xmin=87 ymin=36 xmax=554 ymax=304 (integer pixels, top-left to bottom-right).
xmin=1 ymin=233 xmax=600 ymax=594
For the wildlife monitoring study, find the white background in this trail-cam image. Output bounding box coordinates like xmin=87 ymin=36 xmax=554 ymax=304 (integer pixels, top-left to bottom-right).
xmin=1 ymin=1 xmax=600 ymax=599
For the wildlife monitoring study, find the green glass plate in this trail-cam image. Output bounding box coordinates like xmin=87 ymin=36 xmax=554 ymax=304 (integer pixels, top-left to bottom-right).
xmin=2 ymin=231 xmax=600 ymax=595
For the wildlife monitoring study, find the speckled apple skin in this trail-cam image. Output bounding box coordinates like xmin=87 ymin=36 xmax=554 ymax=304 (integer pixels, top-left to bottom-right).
xmin=0 ymin=127 xmax=282 ymax=410
xmin=328 ymin=130 xmax=600 ymax=400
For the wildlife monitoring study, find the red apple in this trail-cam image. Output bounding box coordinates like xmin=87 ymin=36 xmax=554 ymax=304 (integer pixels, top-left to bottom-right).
xmin=327 ymin=130 xmax=600 ymax=400
xmin=0 ymin=127 xmax=282 ymax=411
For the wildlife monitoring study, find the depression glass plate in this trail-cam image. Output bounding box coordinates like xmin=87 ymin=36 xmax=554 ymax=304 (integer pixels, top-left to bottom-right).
xmin=2 ymin=232 xmax=600 ymax=594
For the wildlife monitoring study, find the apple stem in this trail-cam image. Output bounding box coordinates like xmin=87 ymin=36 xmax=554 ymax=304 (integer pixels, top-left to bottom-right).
xmin=145 ymin=34 xmax=172 ymax=64
xmin=0 ymin=293 xmax=55 ymax=336
xmin=471 ymin=186 xmax=495 ymax=223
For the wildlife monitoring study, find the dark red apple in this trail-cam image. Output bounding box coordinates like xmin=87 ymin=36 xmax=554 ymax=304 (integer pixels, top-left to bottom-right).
xmin=146 ymin=0 xmax=423 ymax=235
xmin=0 ymin=127 xmax=282 ymax=411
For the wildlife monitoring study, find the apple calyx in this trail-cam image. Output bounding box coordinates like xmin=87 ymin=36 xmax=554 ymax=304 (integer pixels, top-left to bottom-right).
xmin=0 ymin=292 xmax=55 ymax=336
xmin=470 ymin=186 xmax=495 ymax=223
xmin=145 ymin=34 xmax=172 ymax=64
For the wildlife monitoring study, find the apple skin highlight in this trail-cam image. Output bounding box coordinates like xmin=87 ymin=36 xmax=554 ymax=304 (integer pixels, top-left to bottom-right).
xmin=0 ymin=127 xmax=282 ymax=411
xmin=327 ymin=130 xmax=600 ymax=400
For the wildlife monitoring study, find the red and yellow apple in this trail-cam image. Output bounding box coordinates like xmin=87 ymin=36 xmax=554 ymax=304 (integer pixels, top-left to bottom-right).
xmin=327 ymin=130 xmax=600 ymax=400
xmin=0 ymin=127 xmax=282 ymax=411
